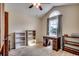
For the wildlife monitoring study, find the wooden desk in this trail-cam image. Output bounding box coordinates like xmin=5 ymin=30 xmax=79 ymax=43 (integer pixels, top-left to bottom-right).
xmin=43 ymin=36 xmax=61 ymax=51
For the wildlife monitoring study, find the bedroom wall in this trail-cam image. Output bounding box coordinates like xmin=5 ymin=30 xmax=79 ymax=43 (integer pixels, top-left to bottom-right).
xmin=41 ymin=4 xmax=79 ymax=49
xmin=41 ymin=4 xmax=79 ymax=38
xmin=5 ymin=3 xmax=42 ymax=42
xmin=5 ymin=4 xmax=79 ymax=44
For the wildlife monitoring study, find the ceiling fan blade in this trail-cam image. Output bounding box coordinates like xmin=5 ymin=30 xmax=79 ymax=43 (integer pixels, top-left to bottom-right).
xmin=39 ymin=6 xmax=42 ymax=10
xmin=29 ymin=4 xmax=33 ymax=8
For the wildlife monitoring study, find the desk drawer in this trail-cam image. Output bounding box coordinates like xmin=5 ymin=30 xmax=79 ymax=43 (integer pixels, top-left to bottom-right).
xmin=53 ymin=39 xmax=60 ymax=51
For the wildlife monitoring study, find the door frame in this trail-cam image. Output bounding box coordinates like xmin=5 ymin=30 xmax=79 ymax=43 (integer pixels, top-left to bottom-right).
xmin=3 ymin=12 xmax=9 ymax=56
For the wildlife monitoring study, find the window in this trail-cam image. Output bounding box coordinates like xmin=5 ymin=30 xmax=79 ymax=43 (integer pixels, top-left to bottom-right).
xmin=48 ymin=16 xmax=58 ymax=37
xmin=49 ymin=17 xmax=58 ymax=36
xmin=47 ymin=10 xmax=62 ymax=37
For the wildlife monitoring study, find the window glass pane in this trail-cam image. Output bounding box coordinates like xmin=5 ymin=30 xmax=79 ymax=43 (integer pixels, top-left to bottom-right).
xmin=48 ymin=18 xmax=58 ymax=36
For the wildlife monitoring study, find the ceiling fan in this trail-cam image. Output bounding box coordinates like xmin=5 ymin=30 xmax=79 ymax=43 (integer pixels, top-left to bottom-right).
xmin=29 ymin=3 xmax=43 ymax=11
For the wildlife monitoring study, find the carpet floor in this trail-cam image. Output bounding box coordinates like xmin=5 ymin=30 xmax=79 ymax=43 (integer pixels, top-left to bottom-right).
xmin=9 ymin=43 xmax=77 ymax=56
xmin=9 ymin=46 xmax=51 ymax=56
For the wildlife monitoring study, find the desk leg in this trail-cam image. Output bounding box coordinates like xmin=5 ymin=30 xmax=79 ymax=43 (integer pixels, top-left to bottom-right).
xmin=43 ymin=39 xmax=47 ymax=46
xmin=43 ymin=38 xmax=50 ymax=46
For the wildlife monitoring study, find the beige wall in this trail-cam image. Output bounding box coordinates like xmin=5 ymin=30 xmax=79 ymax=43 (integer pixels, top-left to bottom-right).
xmin=41 ymin=4 xmax=79 ymax=48
xmin=5 ymin=4 xmax=42 ymax=42
xmin=5 ymin=4 xmax=79 ymax=43
xmin=41 ymin=4 xmax=79 ymax=49
xmin=41 ymin=4 xmax=79 ymax=39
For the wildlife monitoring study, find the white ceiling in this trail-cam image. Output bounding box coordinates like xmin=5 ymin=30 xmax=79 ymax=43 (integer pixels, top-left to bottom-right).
xmin=5 ymin=3 xmax=68 ymax=18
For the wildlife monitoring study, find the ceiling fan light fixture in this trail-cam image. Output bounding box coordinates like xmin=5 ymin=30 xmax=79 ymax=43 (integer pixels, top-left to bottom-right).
xmin=29 ymin=3 xmax=43 ymax=11
xmin=36 ymin=5 xmax=39 ymax=8
xmin=33 ymin=3 xmax=37 ymax=6
xmin=37 ymin=3 xmax=41 ymax=6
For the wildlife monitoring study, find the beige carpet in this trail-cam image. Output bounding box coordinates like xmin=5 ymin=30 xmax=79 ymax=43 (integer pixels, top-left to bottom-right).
xmin=9 ymin=46 xmax=51 ymax=56
xmin=9 ymin=43 xmax=77 ymax=56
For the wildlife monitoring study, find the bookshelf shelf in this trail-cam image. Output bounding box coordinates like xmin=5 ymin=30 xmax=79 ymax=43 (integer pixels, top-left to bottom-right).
xmin=26 ymin=30 xmax=36 ymax=46
xmin=63 ymin=36 xmax=79 ymax=55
